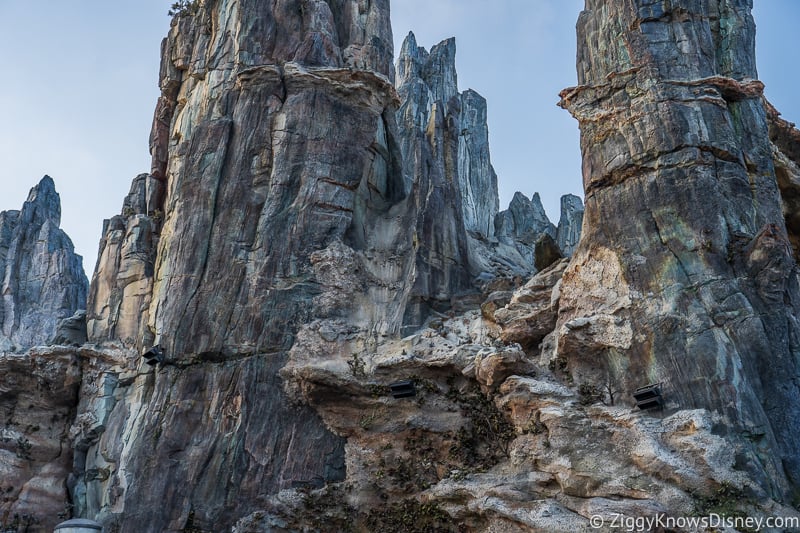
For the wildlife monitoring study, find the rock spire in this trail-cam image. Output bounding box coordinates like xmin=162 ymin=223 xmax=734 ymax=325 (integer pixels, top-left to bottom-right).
xmin=0 ymin=176 xmax=88 ymax=351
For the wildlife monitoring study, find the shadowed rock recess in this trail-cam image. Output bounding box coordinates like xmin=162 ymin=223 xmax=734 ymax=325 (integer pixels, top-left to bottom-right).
xmin=3 ymin=0 xmax=800 ymax=531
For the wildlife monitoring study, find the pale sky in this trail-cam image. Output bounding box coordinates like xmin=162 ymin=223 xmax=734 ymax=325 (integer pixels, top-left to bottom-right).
xmin=0 ymin=1 xmax=797 ymax=277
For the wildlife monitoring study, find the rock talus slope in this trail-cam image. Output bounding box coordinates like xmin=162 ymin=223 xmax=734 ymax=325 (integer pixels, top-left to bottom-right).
xmin=558 ymin=0 xmax=800 ymax=498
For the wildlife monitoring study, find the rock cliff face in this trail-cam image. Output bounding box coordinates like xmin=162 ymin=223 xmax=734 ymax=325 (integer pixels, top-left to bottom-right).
xmin=76 ymin=1 xmax=401 ymax=529
xmin=556 ymin=193 xmax=584 ymax=257
xmin=558 ymin=0 xmax=800 ymax=498
xmin=68 ymin=15 xmax=569 ymax=529
xmin=0 ymin=176 xmax=88 ymax=352
xmin=6 ymin=0 xmax=800 ymax=531
xmin=0 ymin=348 xmax=81 ymax=531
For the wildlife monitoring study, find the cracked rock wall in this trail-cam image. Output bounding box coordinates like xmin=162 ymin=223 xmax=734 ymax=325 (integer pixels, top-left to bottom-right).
xmin=77 ymin=1 xmax=399 ymax=530
xmin=0 ymin=177 xmax=88 ymax=353
xmin=558 ymin=0 xmax=800 ymax=499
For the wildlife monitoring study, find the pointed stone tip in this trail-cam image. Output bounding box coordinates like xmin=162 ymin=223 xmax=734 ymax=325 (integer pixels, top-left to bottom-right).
xmin=400 ymin=31 xmax=418 ymax=56
xmin=28 ymin=175 xmax=58 ymax=202
xmin=38 ymin=175 xmax=56 ymax=190
xmin=560 ymin=193 xmax=584 ymax=209
xmin=24 ymin=175 xmax=61 ymax=224
xmin=430 ymin=37 xmax=456 ymax=58
xmin=511 ymin=191 xmax=529 ymax=202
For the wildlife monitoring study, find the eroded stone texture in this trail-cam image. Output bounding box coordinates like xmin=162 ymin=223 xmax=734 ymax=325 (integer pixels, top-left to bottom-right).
xmin=556 ymin=193 xmax=584 ymax=257
xmin=86 ymin=174 xmax=161 ymax=350
xmin=269 ymin=308 xmax=800 ymax=532
xmin=459 ymin=88 xmax=499 ymax=239
xmin=766 ymin=100 xmax=800 ymax=261
xmin=0 ymin=177 xmax=88 ymax=352
xmin=395 ymin=32 xmax=540 ymax=302
xmin=76 ymin=1 xmax=400 ymax=529
xmin=558 ymin=0 xmax=800 ymax=498
xmin=494 ymin=192 xmax=556 ymax=266
xmin=394 ymin=33 xmax=475 ymax=326
xmin=0 ymin=348 xmax=80 ymax=531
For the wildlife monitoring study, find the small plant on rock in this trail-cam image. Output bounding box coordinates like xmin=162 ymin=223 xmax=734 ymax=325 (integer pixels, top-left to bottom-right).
xmin=347 ymin=352 xmax=367 ymax=378
xmin=578 ymin=382 xmax=605 ymax=406
xmin=169 ymin=0 xmax=200 ymax=17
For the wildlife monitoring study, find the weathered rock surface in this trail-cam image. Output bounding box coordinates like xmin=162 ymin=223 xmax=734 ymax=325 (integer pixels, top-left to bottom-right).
xmin=86 ymin=173 xmax=162 ymax=350
xmin=271 ymin=309 xmax=800 ymax=532
xmin=51 ymin=310 xmax=88 ymax=347
xmin=394 ymin=33 xmax=475 ymax=326
xmin=766 ymin=100 xmax=800 ymax=261
xmin=491 ymin=258 xmax=568 ymax=350
xmin=0 ymin=177 xmax=88 ymax=352
xmin=556 ymin=193 xmax=584 ymax=257
xmin=558 ymin=0 xmax=800 ymax=499
xmin=75 ymin=1 xmax=400 ymax=529
xmin=67 ymin=20 xmax=571 ymax=529
xmin=0 ymin=348 xmax=81 ymax=531
xmin=494 ymin=192 xmax=557 ymax=267
xmin=7 ymin=0 xmax=800 ymax=530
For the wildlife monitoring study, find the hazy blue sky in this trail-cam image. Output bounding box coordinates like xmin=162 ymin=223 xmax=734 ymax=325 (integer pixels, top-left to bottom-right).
xmin=0 ymin=1 xmax=797 ymax=276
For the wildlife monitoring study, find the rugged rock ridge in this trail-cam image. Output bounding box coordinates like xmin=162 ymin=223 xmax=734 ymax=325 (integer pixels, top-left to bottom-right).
xmin=395 ymin=31 xmax=582 ymax=295
xmin=494 ymin=191 xmax=556 ymax=266
xmin=86 ymin=173 xmax=162 ymax=348
xmin=0 ymin=176 xmax=88 ymax=352
xmin=558 ymin=0 xmax=800 ymax=499
xmin=63 ymin=15 xmax=585 ymax=530
xmin=75 ymin=1 xmax=401 ymax=529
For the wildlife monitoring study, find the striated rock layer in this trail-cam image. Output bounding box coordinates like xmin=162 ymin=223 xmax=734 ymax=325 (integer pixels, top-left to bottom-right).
xmin=78 ymin=1 xmax=398 ymax=530
xmin=0 ymin=176 xmax=88 ymax=352
xmin=558 ymin=0 xmax=800 ymax=499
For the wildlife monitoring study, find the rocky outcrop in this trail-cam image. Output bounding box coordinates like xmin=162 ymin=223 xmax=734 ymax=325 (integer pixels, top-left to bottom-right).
xmin=86 ymin=174 xmax=162 ymax=349
xmin=558 ymin=0 xmax=800 ymax=499
xmin=74 ymin=1 xmax=401 ymax=530
xmin=459 ymin=88 xmax=499 ymax=239
xmin=494 ymin=192 xmax=556 ymax=266
xmin=766 ymin=101 xmax=800 ymax=261
xmin=68 ymin=16 xmax=573 ymax=529
xmin=556 ymin=193 xmax=583 ymax=257
xmin=0 ymin=176 xmax=88 ymax=352
xmin=9 ymin=0 xmax=799 ymax=530
xmin=394 ymin=33 xmax=475 ymax=326
xmin=0 ymin=348 xmax=81 ymax=531
xmin=271 ymin=305 xmax=799 ymax=532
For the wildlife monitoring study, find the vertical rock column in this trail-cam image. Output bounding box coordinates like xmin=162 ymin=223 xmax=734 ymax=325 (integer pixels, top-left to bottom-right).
xmin=0 ymin=176 xmax=88 ymax=351
xmin=79 ymin=1 xmax=400 ymax=530
xmin=558 ymin=0 xmax=800 ymax=497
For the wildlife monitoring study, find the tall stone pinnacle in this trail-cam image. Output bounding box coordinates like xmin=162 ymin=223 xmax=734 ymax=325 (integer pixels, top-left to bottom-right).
xmin=0 ymin=176 xmax=88 ymax=351
xmin=558 ymin=0 xmax=800 ymax=497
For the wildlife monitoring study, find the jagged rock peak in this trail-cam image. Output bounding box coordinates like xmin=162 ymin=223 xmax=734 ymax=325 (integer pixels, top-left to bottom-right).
xmin=556 ymin=193 xmax=584 ymax=257
xmin=496 ymin=192 xmax=555 ymax=244
xmin=0 ymin=176 xmax=88 ymax=351
xmin=22 ymin=174 xmax=61 ymax=226
xmin=397 ymin=31 xmax=458 ymax=105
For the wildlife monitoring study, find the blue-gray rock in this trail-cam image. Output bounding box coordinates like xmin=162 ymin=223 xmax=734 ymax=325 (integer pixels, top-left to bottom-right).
xmin=0 ymin=176 xmax=88 ymax=351
xmin=494 ymin=192 xmax=557 ymax=266
xmin=558 ymin=0 xmax=800 ymax=501
xmin=556 ymin=193 xmax=583 ymax=257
